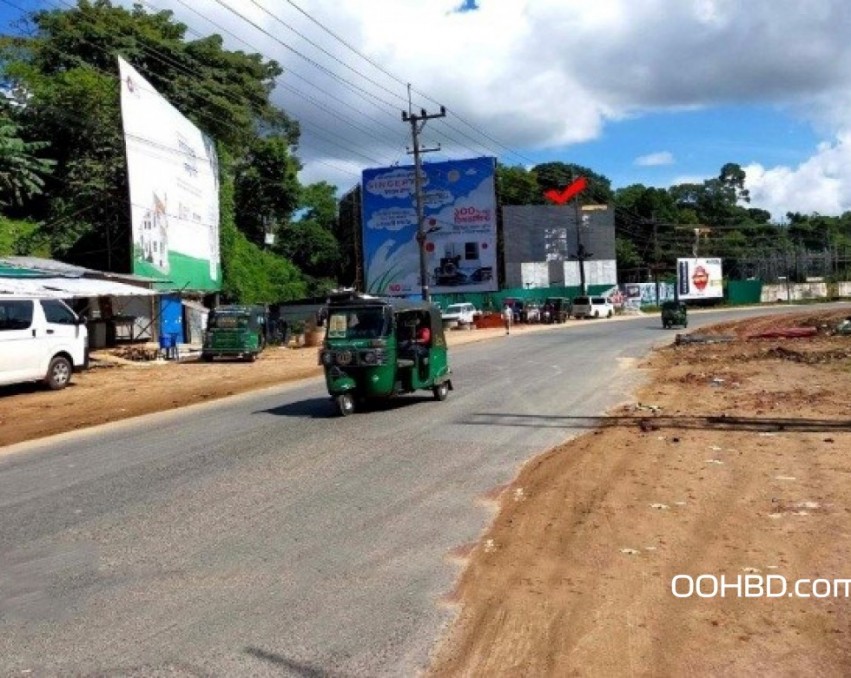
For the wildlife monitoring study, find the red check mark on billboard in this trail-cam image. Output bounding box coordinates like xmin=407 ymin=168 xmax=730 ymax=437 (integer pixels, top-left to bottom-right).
xmin=544 ymin=176 xmax=587 ymax=205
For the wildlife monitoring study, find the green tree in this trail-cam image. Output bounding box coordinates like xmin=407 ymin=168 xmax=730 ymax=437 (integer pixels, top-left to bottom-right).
xmin=277 ymin=181 xmax=342 ymax=294
xmin=234 ymin=134 xmax=302 ymax=246
xmin=0 ymin=115 xmax=55 ymax=207
xmin=533 ymin=161 xmax=613 ymax=205
xmin=496 ymin=164 xmax=541 ymax=205
xmin=0 ymin=0 xmax=308 ymax=299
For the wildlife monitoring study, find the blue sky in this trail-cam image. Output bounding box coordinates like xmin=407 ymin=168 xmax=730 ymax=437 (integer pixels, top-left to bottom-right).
xmin=2 ymin=0 xmax=850 ymax=220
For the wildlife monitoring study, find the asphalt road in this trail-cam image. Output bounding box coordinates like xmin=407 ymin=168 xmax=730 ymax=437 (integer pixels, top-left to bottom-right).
xmin=0 ymin=305 xmax=844 ymax=677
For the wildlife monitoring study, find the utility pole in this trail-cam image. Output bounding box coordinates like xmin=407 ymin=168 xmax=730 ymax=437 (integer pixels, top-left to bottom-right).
xmin=651 ymin=216 xmax=663 ymax=305
xmin=402 ymin=85 xmax=445 ymax=301
xmin=571 ymin=170 xmax=590 ymax=295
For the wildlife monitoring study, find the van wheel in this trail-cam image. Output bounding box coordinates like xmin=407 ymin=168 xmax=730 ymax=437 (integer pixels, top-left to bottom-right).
xmin=433 ymin=382 xmax=449 ymax=401
xmin=607 ymin=310 xmax=613 ymax=318
xmin=46 ymin=355 xmax=72 ymax=390
xmin=594 ymin=310 xmax=600 ymax=318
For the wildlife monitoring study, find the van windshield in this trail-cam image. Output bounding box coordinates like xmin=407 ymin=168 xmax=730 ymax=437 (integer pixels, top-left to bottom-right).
xmin=573 ymin=297 xmax=589 ymax=305
xmin=592 ymin=297 xmax=606 ymax=304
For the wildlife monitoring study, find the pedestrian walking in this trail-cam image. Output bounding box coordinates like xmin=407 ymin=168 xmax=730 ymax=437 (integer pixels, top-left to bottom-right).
xmin=503 ymin=303 xmax=513 ymax=335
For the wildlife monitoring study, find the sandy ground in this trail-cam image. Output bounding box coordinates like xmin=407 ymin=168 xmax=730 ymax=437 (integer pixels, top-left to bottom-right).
xmin=428 ymin=308 xmax=851 ymax=677
xmin=5 ymin=308 xmax=851 ymax=676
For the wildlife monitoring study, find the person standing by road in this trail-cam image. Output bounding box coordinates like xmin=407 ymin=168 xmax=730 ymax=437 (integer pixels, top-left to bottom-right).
xmin=503 ymin=303 xmax=513 ymax=335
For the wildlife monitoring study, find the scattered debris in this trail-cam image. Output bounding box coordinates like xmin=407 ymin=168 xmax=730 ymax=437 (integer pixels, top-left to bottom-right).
xmin=620 ymin=548 xmax=640 ymax=555
xmin=650 ymin=503 xmax=670 ymax=510
xmin=775 ymin=476 xmax=797 ymax=481
xmin=705 ymin=459 xmax=724 ymax=465
xmin=513 ymin=488 xmax=526 ymax=502
xmin=747 ymin=327 xmax=818 ymax=340
xmin=675 ymin=334 xmax=735 ymax=346
xmin=742 ymin=567 xmax=761 ymax=573
xmin=484 ymin=539 xmax=497 ymax=553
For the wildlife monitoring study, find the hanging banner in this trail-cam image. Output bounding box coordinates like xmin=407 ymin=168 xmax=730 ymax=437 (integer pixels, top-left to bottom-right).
xmin=118 ymin=56 xmax=221 ymax=290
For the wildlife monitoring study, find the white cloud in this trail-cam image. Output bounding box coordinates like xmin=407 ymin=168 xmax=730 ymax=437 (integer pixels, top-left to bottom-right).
xmin=745 ymin=132 xmax=851 ymax=219
xmin=635 ymin=151 xmax=675 ymax=167
xmin=139 ymin=0 xmax=851 ymax=213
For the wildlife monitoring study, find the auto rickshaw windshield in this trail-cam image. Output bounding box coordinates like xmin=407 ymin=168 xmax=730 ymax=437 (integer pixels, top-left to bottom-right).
xmin=327 ymin=307 xmax=388 ymax=340
xmin=209 ymin=314 xmax=249 ymax=329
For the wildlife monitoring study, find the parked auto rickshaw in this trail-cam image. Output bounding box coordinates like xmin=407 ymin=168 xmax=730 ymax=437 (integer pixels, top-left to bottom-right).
xmin=542 ymin=296 xmax=571 ymax=323
xmin=319 ymin=291 xmax=453 ymax=416
xmin=661 ymin=300 xmax=688 ymax=329
xmin=202 ymin=304 xmax=268 ymax=362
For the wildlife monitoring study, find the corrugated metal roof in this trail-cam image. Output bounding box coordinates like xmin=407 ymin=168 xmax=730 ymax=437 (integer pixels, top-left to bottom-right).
xmin=0 ymin=256 xmax=162 ymax=283
xmin=0 ymin=276 xmax=158 ymax=298
xmin=0 ymin=256 xmax=88 ymax=277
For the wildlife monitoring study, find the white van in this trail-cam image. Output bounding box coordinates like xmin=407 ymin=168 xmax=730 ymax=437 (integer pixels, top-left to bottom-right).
xmin=441 ymin=302 xmax=478 ymax=327
xmin=572 ymin=295 xmax=614 ymax=319
xmin=0 ymin=295 xmax=88 ymax=390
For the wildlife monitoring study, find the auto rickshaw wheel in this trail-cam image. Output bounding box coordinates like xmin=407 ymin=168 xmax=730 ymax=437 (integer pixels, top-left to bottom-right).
xmin=336 ymin=392 xmax=355 ymax=416
xmin=433 ymin=382 xmax=449 ymax=401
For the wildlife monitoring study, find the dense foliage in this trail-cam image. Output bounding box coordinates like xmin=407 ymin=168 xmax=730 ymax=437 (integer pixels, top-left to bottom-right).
xmin=0 ymin=0 xmax=339 ymax=299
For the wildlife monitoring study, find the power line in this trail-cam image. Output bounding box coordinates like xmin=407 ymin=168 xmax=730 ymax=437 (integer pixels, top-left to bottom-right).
xmin=278 ymin=0 xmax=535 ymax=165
xmin=22 ymin=0 xmax=385 ymax=176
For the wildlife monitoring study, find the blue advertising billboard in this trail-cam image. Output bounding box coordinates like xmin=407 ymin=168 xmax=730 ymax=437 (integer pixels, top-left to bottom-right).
xmin=361 ymin=156 xmax=498 ymax=295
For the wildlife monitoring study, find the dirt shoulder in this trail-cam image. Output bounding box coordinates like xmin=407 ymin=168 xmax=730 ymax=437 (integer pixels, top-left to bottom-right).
xmin=428 ymin=308 xmax=851 ymax=677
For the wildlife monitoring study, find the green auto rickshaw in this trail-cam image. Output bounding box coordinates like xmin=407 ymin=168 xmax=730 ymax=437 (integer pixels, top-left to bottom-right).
xmin=319 ymin=291 xmax=453 ymax=416
xmin=661 ymin=300 xmax=688 ymax=329
xmin=202 ymin=304 xmax=268 ymax=362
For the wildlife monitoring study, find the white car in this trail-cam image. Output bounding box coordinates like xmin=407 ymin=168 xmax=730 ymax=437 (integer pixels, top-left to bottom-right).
xmin=441 ymin=302 xmax=478 ymax=327
xmin=0 ymin=295 xmax=88 ymax=389
xmin=572 ymin=295 xmax=614 ymax=319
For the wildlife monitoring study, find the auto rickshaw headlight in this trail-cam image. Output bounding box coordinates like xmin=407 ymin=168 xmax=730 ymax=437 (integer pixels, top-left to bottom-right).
xmin=336 ymin=350 xmax=353 ymax=366
xmin=361 ymin=350 xmax=377 ymax=365
xmin=320 ymin=350 xmax=334 ymax=366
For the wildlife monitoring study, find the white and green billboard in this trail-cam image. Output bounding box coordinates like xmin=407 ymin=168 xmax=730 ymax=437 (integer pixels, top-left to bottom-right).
xmin=118 ymin=56 xmax=221 ymax=290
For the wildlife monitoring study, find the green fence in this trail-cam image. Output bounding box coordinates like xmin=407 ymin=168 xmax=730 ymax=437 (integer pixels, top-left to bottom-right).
xmin=432 ymin=284 xmax=616 ymax=312
xmin=726 ymin=280 xmax=763 ymax=305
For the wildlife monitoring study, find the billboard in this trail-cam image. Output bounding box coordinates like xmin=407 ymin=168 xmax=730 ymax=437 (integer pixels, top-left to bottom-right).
xmin=677 ymin=258 xmax=723 ymax=299
xmin=361 ymin=157 xmax=497 ymax=295
xmin=501 ymin=204 xmax=616 ymax=289
xmin=118 ymin=56 xmax=221 ymax=290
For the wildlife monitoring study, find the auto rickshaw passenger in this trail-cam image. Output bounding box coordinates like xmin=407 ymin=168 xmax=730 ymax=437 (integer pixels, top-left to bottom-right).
xmin=416 ymin=318 xmax=431 ymax=345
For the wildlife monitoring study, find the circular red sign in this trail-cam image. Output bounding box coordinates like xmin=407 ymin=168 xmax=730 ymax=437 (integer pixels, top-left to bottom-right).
xmin=425 ymin=242 xmax=435 ymax=252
